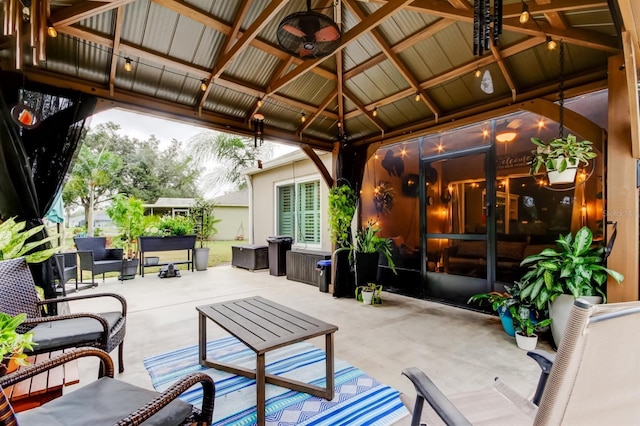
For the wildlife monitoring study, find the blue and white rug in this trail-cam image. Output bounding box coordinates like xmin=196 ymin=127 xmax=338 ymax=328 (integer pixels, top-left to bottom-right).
xmin=144 ymin=336 xmax=409 ymax=425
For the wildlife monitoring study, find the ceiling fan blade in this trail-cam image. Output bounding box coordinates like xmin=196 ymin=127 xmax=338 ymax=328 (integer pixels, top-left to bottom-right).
xmin=282 ymin=24 xmax=306 ymax=38
xmin=314 ymin=25 xmax=339 ymax=42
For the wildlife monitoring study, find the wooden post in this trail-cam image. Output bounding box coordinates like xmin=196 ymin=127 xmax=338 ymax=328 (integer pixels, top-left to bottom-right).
xmin=606 ymin=53 xmax=639 ymax=302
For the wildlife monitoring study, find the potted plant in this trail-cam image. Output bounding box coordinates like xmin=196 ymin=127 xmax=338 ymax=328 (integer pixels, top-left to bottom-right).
xmin=328 ymin=184 xmax=357 ymax=297
xmin=0 ymin=312 xmax=36 ymax=375
xmin=468 ymin=290 xmax=519 ymax=336
xmin=106 ymin=194 xmax=145 ymax=279
xmin=355 ymin=282 xmax=383 ymax=305
xmin=511 ymin=313 xmax=552 ymax=351
xmin=519 ymin=226 xmax=623 ymax=347
xmin=190 ymin=198 xmax=220 ymax=271
xmin=529 ymin=134 xmax=597 ymax=184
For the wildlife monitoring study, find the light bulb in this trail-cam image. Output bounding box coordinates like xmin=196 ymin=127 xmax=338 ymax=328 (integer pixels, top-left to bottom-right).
xmin=301 ymin=113 xmax=306 ymax=123
xmin=257 ymin=98 xmax=263 ymax=108
xmin=474 ymin=68 xmax=481 ymax=78
xmin=372 ymin=107 xmax=378 ymax=117
xmin=415 ymin=93 xmax=420 ymax=102
xmin=200 ymin=80 xmax=208 ymax=92
xmin=546 ymin=37 xmax=557 ymax=50
xmin=123 ymin=58 xmax=133 ymax=72
xmin=519 ymin=10 xmax=530 ymax=24
xmin=47 ymin=23 xmax=57 ymax=38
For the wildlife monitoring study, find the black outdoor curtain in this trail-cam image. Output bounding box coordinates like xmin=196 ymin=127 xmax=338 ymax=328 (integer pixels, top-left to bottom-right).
xmin=332 ymin=142 xmax=368 ymax=298
xmin=0 ymin=70 xmax=97 ymax=301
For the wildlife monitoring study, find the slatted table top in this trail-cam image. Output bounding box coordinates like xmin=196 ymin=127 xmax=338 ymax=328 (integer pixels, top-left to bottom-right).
xmin=196 ymin=296 xmax=338 ymax=354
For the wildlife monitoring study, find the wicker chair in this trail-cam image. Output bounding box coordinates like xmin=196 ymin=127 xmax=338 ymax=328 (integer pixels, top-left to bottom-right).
xmin=53 ymin=252 xmax=78 ymax=295
xmin=74 ymin=236 xmax=124 ymax=286
xmin=0 ymin=257 xmax=127 ymax=373
xmin=0 ymin=347 xmax=215 ymax=425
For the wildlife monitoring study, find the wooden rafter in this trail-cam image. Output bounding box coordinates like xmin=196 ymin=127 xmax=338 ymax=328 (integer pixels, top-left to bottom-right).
xmin=299 ymin=89 xmax=338 ymax=134
xmin=342 ymin=87 xmax=385 ymax=132
xmin=51 ymin=0 xmax=135 ymax=27
xmin=108 ymin=6 xmax=124 ymax=97
xmin=247 ymin=56 xmax=294 ymax=123
xmin=490 ymin=44 xmax=517 ymax=102
xmin=268 ymin=0 xmax=414 ymax=97
xmin=345 ymin=0 xmax=441 ymax=120
xmin=197 ymin=0 xmax=287 ymax=114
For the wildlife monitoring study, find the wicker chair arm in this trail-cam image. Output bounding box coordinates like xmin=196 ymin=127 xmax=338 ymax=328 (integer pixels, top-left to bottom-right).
xmin=22 ymin=312 xmax=111 ymax=337
xmin=115 ymin=372 xmax=216 ymax=426
xmin=105 ymin=248 xmax=124 ymax=260
xmin=0 ymin=347 xmax=114 ymax=388
xmin=39 ymin=292 xmax=128 ymax=316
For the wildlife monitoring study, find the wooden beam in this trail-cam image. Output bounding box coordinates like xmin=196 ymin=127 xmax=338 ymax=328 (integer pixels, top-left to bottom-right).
xmin=51 ymin=0 xmax=134 ymax=27
xmin=606 ymin=53 xmax=639 ymax=302
xmin=108 ymin=6 xmax=124 ymax=97
xmin=617 ymin=0 xmax=640 ymax=57
xmin=268 ymin=0 xmax=414 ymax=96
xmin=490 ymin=44 xmax=517 ymax=102
xmin=300 ymin=144 xmax=334 ymax=188
xmin=622 ymin=32 xmax=640 ymax=158
xmin=343 ymin=87 xmax=385 ymax=132
xmin=300 ymin=89 xmax=338 ymax=133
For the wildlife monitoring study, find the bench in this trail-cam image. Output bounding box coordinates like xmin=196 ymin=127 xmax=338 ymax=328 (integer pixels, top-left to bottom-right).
xmin=6 ymin=350 xmax=79 ymax=412
xmin=138 ymin=235 xmax=196 ymax=277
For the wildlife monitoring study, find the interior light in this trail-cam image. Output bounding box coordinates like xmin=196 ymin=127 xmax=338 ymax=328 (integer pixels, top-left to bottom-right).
xmin=400 ymin=148 xmax=407 ymax=156
xmin=546 ymin=36 xmax=557 ymax=51
xmin=415 ymin=92 xmax=421 ymax=102
xmin=47 ymin=21 xmax=57 ymax=38
xmin=482 ymin=129 xmax=489 ymax=137
xmin=200 ymin=79 xmax=208 ymax=92
xmin=123 ymin=58 xmax=133 ymax=72
xmin=495 ymin=131 xmax=517 ymax=143
xmin=519 ymin=3 xmax=530 ymax=24
xmin=537 ymin=119 xmax=545 ymax=129
xmin=437 ymin=144 xmax=444 ymax=152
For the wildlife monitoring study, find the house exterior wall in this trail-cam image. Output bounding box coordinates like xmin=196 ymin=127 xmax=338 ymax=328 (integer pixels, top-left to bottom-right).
xmin=248 ymin=152 xmax=332 ymax=252
xmin=213 ymin=206 xmax=248 ymax=241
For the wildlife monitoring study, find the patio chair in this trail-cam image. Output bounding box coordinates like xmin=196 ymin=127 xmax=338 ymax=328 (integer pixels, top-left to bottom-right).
xmin=0 ymin=257 xmax=127 ymax=373
xmin=0 ymin=347 xmax=215 ymax=425
xmin=53 ymin=252 xmax=78 ymax=295
xmin=401 ymin=299 xmax=640 ymax=425
xmin=74 ymin=236 xmax=124 ymax=286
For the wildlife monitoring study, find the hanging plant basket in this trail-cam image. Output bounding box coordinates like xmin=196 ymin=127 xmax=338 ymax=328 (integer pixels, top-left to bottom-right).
xmin=529 ymin=135 xmax=596 ymax=185
xmin=546 ymin=156 xmax=578 ymax=184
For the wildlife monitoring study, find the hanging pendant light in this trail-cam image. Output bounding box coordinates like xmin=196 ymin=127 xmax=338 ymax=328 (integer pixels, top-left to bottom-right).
xmin=123 ymin=58 xmax=133 ymax=72
xmin=519 ymin=2 xmax=530 ymax=24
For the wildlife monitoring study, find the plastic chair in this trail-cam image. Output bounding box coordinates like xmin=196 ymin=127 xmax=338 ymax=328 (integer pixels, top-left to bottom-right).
xmin=0 ymin=347 xmax=215 ymax=425
xmin=402 ymin=299 xmax=640 ymax=425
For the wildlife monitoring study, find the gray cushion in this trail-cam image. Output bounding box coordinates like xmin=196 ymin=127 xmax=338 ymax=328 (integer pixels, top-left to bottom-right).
xmin=29 ymin=312 xmax=122 ymax=351
xmin=17 ymin=376 xmax=193 ymax=426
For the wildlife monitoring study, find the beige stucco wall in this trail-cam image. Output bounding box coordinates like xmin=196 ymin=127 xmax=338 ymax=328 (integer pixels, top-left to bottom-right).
xmin=246 ymin=152 xmax=332 ymax=252
xmin=213 ymin=206 xmax=249 ymax=241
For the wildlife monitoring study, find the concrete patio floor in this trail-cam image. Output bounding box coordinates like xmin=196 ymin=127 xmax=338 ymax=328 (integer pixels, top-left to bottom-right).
xmin=67 ymin=264 xmax=552 ymax=424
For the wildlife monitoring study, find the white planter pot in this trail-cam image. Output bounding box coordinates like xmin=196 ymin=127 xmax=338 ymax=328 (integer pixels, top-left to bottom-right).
xmin=361 ymin=290 xmax=374 ymax=305
xmin=547 ymin=157 xmax=578 ymax=184
xmin=549 ymin=294 xmax=602 ymax=348
xmin=194 ymin=247 xmax=210 ymax=271
xmin=515 ymin=333 xmax=538 ymax=351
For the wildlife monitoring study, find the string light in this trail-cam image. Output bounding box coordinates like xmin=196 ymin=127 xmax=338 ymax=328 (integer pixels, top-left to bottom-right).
xmin=519 ymin=2 xmax=530 ymax=24
xmin=200 ymin=79 xmax=208 ymax=92
xmin=372 ymin=107 xmax=378 ymax=117
xmin=546 ymin=36 xmax=557 ymax=50
xmin=257 ymin=98 xmax=263 ymax=108
xmin=414 ymin=92 xmax=421 ymax=102
xmin=300 ymin=113 xmax=306 ymax=123
xmin=474 ymin=67 xmax=481 ymax=78
xmin=47 ymin=21 xmax=57 ymax=38
xmin=123 ymin=58 xmax=133 ymax=72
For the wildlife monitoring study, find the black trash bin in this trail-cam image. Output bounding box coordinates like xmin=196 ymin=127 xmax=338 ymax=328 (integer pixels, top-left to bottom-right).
xmin=316 ymin=259 xmax=331 ymax=293
xmin=266 ymin=236 xmax=293 ymax=276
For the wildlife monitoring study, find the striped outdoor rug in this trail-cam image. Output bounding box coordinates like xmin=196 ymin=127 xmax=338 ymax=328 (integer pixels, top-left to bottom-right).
xmin=144 ymin=336 xmax=409 ymax=426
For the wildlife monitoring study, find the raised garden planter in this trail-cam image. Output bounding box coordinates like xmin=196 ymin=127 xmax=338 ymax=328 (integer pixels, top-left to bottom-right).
xmin=138 ymin=235 xmax=196 ymax=277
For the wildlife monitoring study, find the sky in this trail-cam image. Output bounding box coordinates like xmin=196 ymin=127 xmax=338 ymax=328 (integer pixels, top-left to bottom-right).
xmin=89 ymin=108 xmax=296 ymax=197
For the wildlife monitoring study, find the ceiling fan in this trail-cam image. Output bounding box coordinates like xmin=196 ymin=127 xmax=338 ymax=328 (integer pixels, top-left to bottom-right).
xmin=277 ymin=0 xmax=341 ymax=59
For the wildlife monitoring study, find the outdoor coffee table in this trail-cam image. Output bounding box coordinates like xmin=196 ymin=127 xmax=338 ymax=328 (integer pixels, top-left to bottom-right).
xmin=196 ymin=296 xmax=338 ymax=426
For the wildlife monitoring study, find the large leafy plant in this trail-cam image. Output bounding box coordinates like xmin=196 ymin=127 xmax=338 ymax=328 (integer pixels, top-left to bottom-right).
xmin=519 ymin=226 xmax=623 ymax=310
xmin=190 ymin=198 xmax=221 ymax=248
xmin=106 ymin=194 xmax=145 ymax=257
xmin=0 ymin=217 xmax=57 ymax=263
xmin=529 ymin=134 xmax=597 ymax=175
xmin=0 ymin=312 xmax=35 ymax=367
xmin=337 ymin=221 xmax=396 ymax=273
xmin=328 ymin=184 xmax=356 ymax=247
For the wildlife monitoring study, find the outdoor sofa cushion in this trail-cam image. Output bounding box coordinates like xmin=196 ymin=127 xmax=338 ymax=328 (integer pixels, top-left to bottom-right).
xmin=29 ymin=311 xmax=122 ymax=351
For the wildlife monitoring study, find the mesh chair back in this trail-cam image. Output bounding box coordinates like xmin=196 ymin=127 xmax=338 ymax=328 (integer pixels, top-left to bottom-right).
xmin=535 ymin=300 xmax=640 ymax=425
xmin=74 ymin=237 xmax=107 ymax=260
xmin=0 ymin=258 xmax=42 ymax=321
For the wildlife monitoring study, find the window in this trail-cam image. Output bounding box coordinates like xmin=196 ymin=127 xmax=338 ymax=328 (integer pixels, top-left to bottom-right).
xmin=277 ymin=180 xmax=321 ymax=245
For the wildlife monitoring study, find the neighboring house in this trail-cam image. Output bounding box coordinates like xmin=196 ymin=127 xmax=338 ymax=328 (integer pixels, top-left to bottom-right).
xmin=243 ymin=150 xmax=331 ymax=252
xmin=143 ymin=198 xmax=196 ymax=217
xmin=212 ymin=189 xmax=249 ymax=241
xmin=69 ymin=210 xmax=114 ymax=231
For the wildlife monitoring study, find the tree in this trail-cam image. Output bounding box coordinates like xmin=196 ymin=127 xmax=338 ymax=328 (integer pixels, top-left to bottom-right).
xmin=188 ymin=132 xmax=273 ymax=192
xmin=63 ymin=145 xmax=122 ymax=235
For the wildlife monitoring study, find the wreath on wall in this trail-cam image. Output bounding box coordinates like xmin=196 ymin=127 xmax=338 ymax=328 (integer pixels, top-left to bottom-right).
xmin=374 ymin=181 xmax=394 ymax=214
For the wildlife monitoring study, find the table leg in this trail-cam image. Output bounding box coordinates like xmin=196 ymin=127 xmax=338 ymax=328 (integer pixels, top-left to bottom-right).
xmin=199 ymin=314 xmax=207 ymax=366
xmin=325 ymin=333 xmax=335 ymax=400
xmin=256 ymin=353 xmax=266 ymax=426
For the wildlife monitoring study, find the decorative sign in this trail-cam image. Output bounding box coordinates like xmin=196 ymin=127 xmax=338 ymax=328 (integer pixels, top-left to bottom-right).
xmin=497 ymin=152 xmax=532 ymax=170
